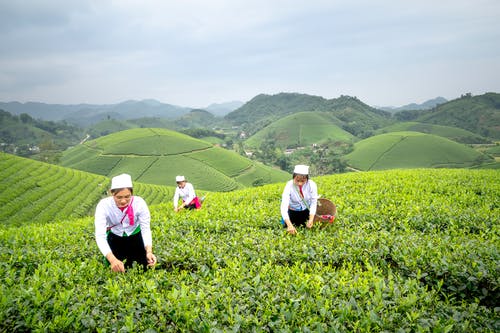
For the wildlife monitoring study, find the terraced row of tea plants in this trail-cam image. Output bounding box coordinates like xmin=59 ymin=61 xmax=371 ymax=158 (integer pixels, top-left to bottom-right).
xmin=244 ymin=111 xmax=354 ymax=148
xmin=0 ymin=164 xmax=498 ymax=331
xmin=344 ymin=131 xmax=493 ymax=170
xmin=60 ymin=128 xmax=290 ymax=191
xmin=0 ymin=153 xmax=175 ymax=226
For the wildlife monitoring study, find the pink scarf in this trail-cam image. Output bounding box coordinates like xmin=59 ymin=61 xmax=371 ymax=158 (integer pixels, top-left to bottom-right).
xmin=126 ymin=197 xmax=135 ymax=226
xmin=107 ymin=197 xmax=135 ymax=232
xmin=119 ymin=197 xmax=135 ymax=226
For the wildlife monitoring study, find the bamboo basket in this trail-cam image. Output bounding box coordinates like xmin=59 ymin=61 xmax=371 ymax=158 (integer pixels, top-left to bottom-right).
xmin=313 ymin=198 xmax=337 ymax=228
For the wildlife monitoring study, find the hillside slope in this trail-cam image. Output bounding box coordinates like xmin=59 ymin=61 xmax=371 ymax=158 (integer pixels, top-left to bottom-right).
xmin=344 ymin=131 xmax=493 ymax=170
xmin=244 ymin=112 xmax=356 ymax=148
xmin=226 ymin=93 xmax=392 ymax=137
xmin=418 ymin=93 xmax=500 ymax=139
xmin=0 ymin=152 xmax=176 ymax=226
xmin=61 ymin=128 xmax=289 ymax=191
xmin=395 ymin=93 xmax=500 ymax=139
xmin=375 ymin=121 xmax=491 ymax=144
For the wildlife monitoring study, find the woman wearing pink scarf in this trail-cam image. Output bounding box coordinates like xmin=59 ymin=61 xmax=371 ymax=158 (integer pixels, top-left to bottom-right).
xmin=95 ymin=174 xmax=157 ymax=272
xmin=280 ymin=165 xmax=319 ymax=235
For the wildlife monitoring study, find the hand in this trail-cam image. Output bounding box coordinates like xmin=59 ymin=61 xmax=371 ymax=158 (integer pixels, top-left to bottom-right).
xmin=306 ymin=219 xmax=314 ymax=228
xmin=110 ymin=258 xmax=125 ymax=273
xmin=146 ymin=252 xmax=157 ymax=267
xmin=287 ymin=225 xmax=297 ymax=235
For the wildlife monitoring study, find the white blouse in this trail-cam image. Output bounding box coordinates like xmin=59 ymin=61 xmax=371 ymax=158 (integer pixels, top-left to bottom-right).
xmin=94 ymin=195 xmax=152 ymax=257
xmin=173 ymin=182 xmax=197 ymax=208
xmin=280 ymin=179 xmax=318 ymax=221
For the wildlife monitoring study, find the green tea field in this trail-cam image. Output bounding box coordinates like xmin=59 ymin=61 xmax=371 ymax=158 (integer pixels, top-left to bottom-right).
xmin=244 ymin=112 xmax=355 ymax=148
xmin=374 ymin=122 xmax=489 ymax=144
xmin=0 ymin=158 xmax=498 ymax=331
xmin=60 ymin=128 xmax=289 ymax=191
xmin=344 ymin=131 xmax=494 ymax=170
xmin=0 ymin=153 xmax=177 ymax=226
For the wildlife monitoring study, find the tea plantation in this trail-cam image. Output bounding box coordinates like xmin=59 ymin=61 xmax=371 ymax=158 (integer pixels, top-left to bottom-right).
xmin=0 ymin=154 xmax=498 ymax=331
xmin=60 ymin=128 xmax=290 ymax=191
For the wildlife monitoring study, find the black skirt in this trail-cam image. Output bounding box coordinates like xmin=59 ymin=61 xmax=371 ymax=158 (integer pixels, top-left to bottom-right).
xmin=287 ymin=209 xmax=310 ymax=227
xmin=107 ymin=231 xmax=148 ymax=269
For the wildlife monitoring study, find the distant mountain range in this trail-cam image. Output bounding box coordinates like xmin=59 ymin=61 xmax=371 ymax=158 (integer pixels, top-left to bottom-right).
xmin=0 ymin=99 xmax=243 ymax=127
xmin=378 ymin=97 xmax=448 ymax=112
xmin=0 ymin=96 xmax=447 ymax=127
xmin=205 ymin=101 xmax=245 ymax=116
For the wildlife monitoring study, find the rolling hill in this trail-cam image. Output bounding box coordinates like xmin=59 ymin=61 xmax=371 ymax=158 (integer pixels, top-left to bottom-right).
xmin=225 ymin=93 xmax=393 ymax=137
xmin=71 ymin=110 xmax=226 ymax=142
xmin=395 ymin=93 xmax=500 ymax=140
xmin=375 ymin=121 xmax=491 ymax=144
xmin=344 ymin=131 xmax=494 ymax=171
xmin=60 ymin=128 xmax=289 ymax=191
xmin=86 ymin=119 xmax=138 ymax=138
xmin=244 ymin=112 xmax=356 ymax=149
xmin=173 ymin=109 xmax=226 ymax=129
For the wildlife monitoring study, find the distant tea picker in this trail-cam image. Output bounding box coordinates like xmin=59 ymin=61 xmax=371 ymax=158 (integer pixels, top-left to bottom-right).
xmin=173 ymin=176 xmax=203 ymax=212
xmin=94 ymin=173 xmax=157 ymax=272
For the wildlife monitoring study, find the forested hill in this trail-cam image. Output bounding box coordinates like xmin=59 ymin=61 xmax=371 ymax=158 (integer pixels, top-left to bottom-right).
xmin=225 ymin=93 xmax=326 ymax=125
xmin=225 ymin=93 xmax=392 ymax=137
xmin=395 ymin=92 xmax=500 ymax=139
xmin=0 ymin=110 xmax=83 ymax=160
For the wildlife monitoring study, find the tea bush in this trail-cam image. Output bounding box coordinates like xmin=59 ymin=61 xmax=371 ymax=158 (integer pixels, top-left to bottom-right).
xmin=0 ymin=168 xmax=498 ymax=332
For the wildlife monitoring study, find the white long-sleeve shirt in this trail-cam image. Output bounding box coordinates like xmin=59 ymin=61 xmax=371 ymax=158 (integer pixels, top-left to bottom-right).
xmin=280 ymin=179 xmax=318 ymax=221
xmin=94 ymin=195 xmax=152 ymax=257
xmin=173 ymin=182 xmax=196 ymax=208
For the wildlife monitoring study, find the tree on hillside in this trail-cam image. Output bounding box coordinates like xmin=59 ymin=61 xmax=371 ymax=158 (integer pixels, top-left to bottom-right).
xmin=181 ymin=128 xmax=225 ymax=140
xmin=19 ymin=113 xmax=33 ymax=124
xmin=285 ymin=140 xmax=352 ymax=175
xmin=310 ymin=142 xmax=350 ymax=175
xmin=249 ymin=132 xmax=353 ymax=175
xmin=276 ymin=154 xmax=291 ymax=171
xmin=255 ymin=132 xmax=279 ymax=163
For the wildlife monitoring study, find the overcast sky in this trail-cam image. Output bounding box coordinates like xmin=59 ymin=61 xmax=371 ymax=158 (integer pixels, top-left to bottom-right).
xmin=1 ymin=0 xmax=499 ymax=108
